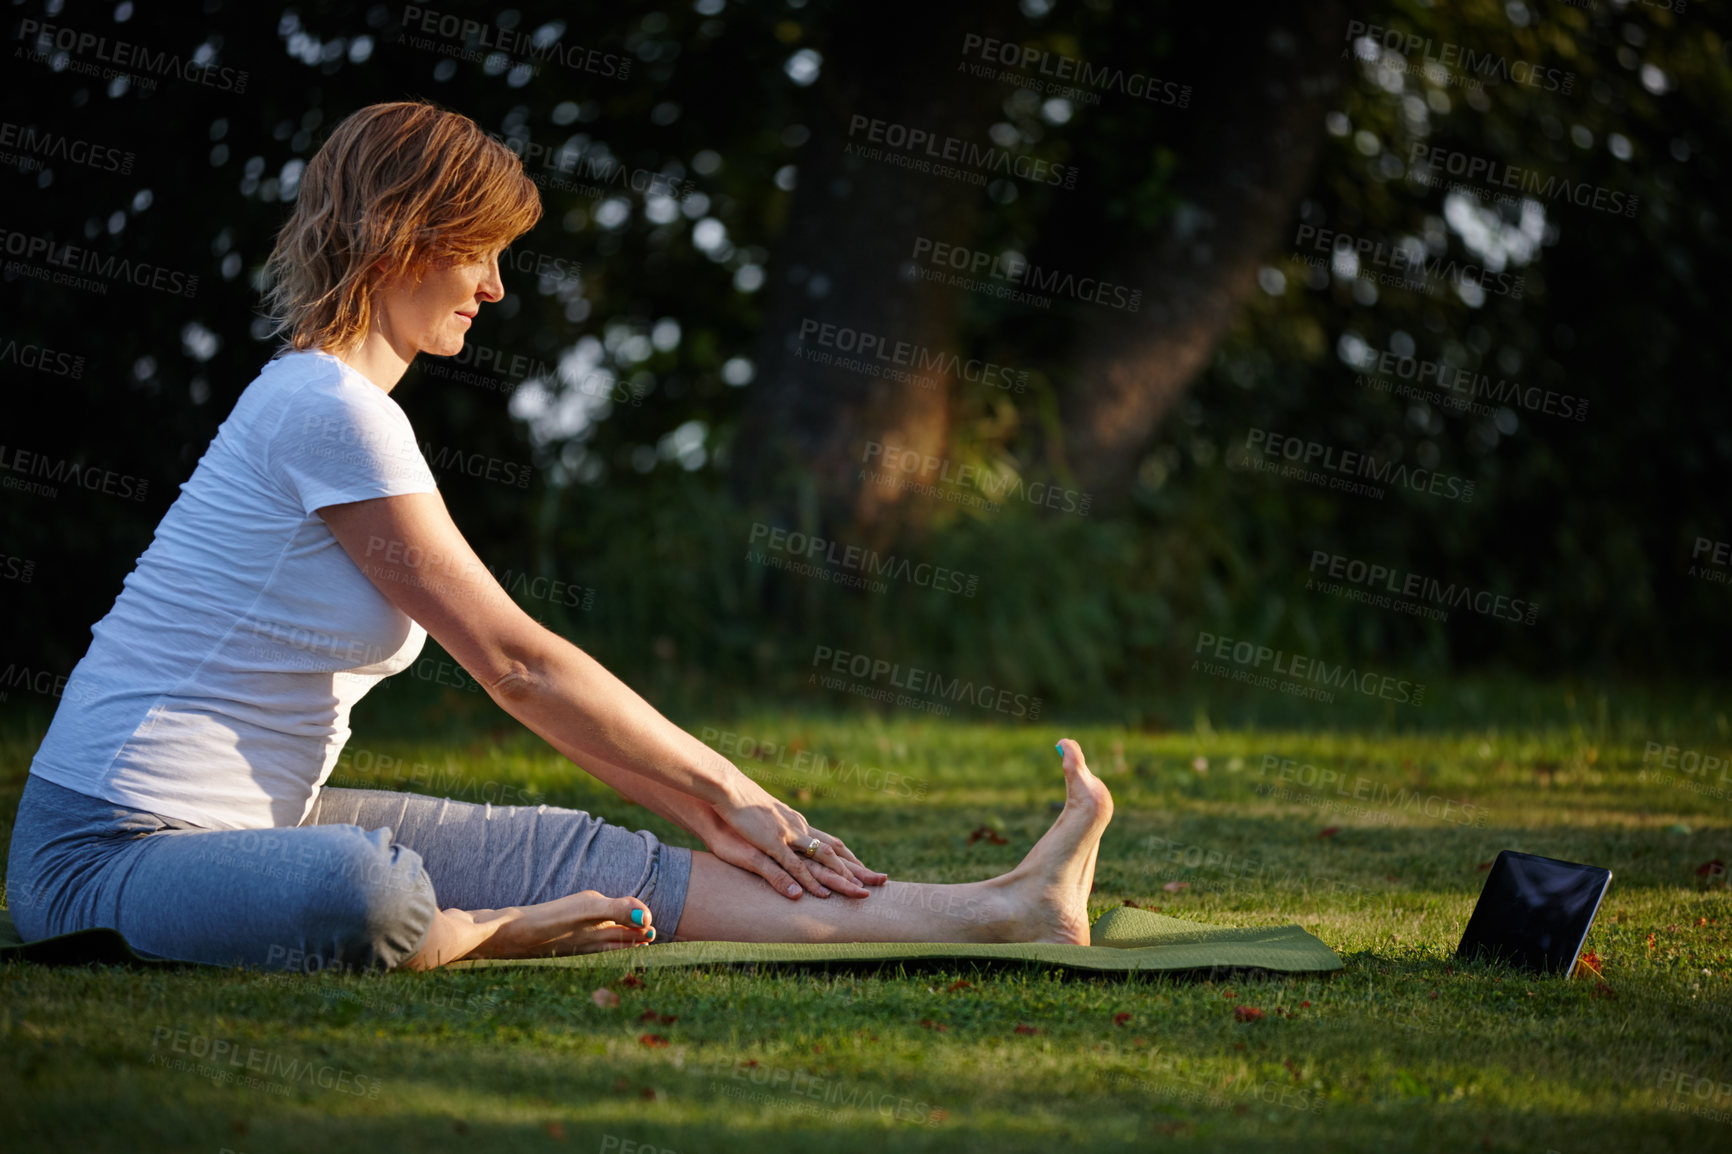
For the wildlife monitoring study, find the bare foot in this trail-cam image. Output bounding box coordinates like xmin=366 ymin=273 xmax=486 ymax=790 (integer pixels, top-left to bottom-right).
xmin=462 ymin=891 xmax=656 ymax=961
xmin=986 ymin=738 xmax=1114 ymax=946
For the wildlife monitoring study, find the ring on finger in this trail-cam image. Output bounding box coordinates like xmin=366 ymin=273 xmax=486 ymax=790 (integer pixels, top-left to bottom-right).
xmin=800 ymin=836 xmax=821 ymax=858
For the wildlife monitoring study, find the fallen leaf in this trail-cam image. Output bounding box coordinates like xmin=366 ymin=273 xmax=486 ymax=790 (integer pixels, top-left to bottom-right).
xmin=919 ymin=1018 xmax=948 ymax=1032
xmin=591 ymin=988 xmax=620 ymax=1009
xmin=1300 ymin=1000 xmax=1311 ymax=1008
xmin=638 ymin=1034 xmax=668 ymax=1047
xmin=1014 ymin=1024 xmax=1042 ymax=1035
xmin=620 ymin=974 xmax=645 ymax=989
xmin=947 ymin=980 xmax=973 ymax=992
xmin=1573 ymin=951 xmax=1603 ymax=980
xmin=1429 ymin=989 xmax=1439 ymax=1000
xmin=929 ymin=1109 xmax=949 ymax=1124
xmin=1319 ymin=827 xmax=1341 ymax=838
xmin=1695 ymin=859 xmax=1725 ymax=878
xmin=1122 ymin=899 xmax=1143 ymax=908
xmin=1591 ymin=981 xmax=1616 ymax=1000
xmin=1476 ymin=861 xmax=1494 ymax=871
xmin=967 ymin=825 xmax=1008 ymax=846
xmin=1162 ymin=881 xmax=1190 ymax=893
xmin=545 ymin=1121 xmax=566 ymax=1139
xmin=1234 ymin=1005 xmax=1265 ymax=1023
xmin=641 ymin=1087 xmax=657 ymax=1100
xmin=1113 ymin=1012 xmax=1132 ymax=1027
xmin=639 ymin=1010 xmax=677 ymax=1024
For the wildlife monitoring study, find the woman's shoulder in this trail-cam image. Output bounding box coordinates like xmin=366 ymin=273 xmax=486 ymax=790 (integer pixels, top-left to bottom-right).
xmin=251 ymin=351 xmax=408 ymax=427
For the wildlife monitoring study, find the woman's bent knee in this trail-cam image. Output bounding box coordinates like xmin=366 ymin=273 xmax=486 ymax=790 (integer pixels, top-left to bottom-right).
xmin=286 ymin=827 xmax=437 ymax=973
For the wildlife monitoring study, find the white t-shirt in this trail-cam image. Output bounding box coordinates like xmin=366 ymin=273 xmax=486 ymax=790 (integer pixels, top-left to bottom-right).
xmin=29 ymin=349 xmax=441 ymax=829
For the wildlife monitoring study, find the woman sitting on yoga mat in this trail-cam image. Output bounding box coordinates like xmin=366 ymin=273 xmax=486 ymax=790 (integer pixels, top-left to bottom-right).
xmin=6 ymin=101 xmax=1114 ymax=972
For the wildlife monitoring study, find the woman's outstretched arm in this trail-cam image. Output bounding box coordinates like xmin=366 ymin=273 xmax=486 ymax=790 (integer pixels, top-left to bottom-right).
xmin=318 ymin=490 xmax=880 ymax=899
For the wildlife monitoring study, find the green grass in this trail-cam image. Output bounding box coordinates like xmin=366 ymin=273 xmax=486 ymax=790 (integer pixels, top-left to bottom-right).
xmin=3 ymin=693 xmax=1730 ymax=1153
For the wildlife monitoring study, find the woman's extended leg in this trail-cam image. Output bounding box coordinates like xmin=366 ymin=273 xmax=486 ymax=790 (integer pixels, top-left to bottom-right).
xmin=673 ymin=739 xmax=1113 ymax=945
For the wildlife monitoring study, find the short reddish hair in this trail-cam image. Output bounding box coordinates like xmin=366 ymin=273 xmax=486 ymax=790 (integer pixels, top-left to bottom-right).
xmin=262 ymin=100 xmax=541 ymax=354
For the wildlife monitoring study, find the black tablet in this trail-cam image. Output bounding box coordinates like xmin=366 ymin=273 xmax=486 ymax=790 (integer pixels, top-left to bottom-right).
xmin=1455 ymin=850 xmax=1613 ymax=975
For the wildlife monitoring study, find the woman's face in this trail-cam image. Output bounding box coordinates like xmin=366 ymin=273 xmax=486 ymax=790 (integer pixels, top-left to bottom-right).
xmin=374 ymin=251 xmax=505 ymax=359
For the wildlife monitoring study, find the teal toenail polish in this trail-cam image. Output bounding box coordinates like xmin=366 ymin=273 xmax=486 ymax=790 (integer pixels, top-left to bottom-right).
xmin=646 ymin=927 xmax=656 ymax=941
xmin=631 ymin=908 xmax=645 ymax=926
xmin=1056 ymin=742 xmax=1064 ymax=754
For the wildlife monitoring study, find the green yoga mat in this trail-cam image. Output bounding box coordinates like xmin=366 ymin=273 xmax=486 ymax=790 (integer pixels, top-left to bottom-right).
xmin=0 ymin=905 xmax=1343 ymax=975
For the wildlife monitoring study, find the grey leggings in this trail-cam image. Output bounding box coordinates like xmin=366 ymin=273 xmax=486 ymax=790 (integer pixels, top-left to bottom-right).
xmin=5 ymin=773 xmax=692 ymax=972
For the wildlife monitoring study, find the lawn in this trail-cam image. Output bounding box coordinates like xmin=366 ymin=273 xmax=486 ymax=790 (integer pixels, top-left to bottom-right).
xmin=2 ymin=689 xmax=1729 ymax=1153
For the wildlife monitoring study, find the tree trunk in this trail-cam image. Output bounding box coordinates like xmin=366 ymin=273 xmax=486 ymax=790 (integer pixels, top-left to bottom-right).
xmin=1052 ymin=0 xmax=1347 ymax=499
xmin=730 ymin=0 xmax=1013 ymax=544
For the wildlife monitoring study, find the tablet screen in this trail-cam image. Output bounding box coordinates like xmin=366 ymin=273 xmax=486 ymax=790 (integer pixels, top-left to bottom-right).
xmin=1455 ymin=850 xmax=1612 ymax=975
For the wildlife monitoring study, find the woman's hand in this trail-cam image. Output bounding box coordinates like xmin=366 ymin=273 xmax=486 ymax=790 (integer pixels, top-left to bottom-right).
xmin=710 ymin=777 xmax=887 ymax=899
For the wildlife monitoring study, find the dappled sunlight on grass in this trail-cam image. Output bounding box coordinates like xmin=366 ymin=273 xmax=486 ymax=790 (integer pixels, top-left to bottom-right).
xmin=2 ymin=703 xmax=1728 ymax=1151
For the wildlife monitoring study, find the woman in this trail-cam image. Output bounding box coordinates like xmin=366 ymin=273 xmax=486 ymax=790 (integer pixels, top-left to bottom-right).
xmin=6 ymin=101 xmax=1114 ymax=972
